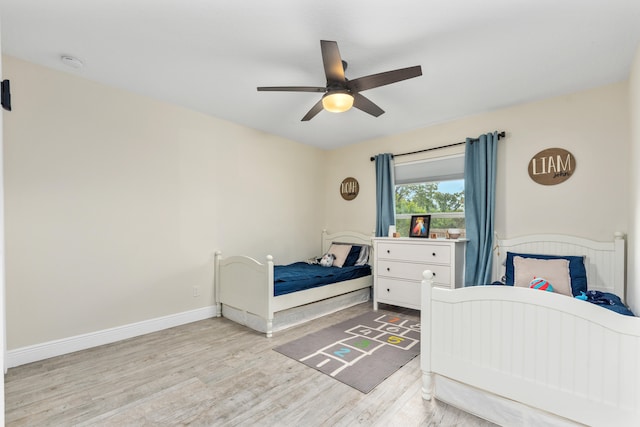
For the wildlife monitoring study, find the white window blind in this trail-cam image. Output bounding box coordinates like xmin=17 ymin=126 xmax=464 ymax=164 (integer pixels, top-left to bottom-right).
xmin=394 ymin=155 xmax=464 ymax=184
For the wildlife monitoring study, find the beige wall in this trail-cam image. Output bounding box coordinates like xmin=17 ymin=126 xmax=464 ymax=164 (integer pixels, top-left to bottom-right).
xmin=325 ymin=82 xmax=629 ymax=242
xmin=0 ymin=22 xmax=6 ymax=411
xmin=3 ymin=53 xmax=636 ymax=351
xmin=628 ymin=44 xmax=640 ymax=314
xmin=324 ymin=83 xmax=630 ymax=287
xmin=3 ymin=56 xmax=326 ymax=349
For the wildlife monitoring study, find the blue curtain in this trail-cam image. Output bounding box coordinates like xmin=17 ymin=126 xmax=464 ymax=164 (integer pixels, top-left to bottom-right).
xmin=374 ymin=153 xmax=395 ymax=237
xmin=464 ymin=132 xmax=498 ymax=286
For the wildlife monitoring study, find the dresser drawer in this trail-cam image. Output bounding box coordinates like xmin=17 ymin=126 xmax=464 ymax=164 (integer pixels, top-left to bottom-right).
xmin=377 ymin=260 xmax=452 ymax=286
xmin=376 ymin=278 xmax=420 ymax=309
xmin=377 ymin=242 xmax=451 ymax=264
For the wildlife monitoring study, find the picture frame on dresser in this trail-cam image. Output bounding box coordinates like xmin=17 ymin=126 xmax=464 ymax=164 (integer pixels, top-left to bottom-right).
xmin=409 ymin=215 xmax=431 ymax=238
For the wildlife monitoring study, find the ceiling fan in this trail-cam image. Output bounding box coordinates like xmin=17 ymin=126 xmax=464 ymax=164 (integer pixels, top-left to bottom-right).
xmin=257 ymin=40 xmax=422 ymax=121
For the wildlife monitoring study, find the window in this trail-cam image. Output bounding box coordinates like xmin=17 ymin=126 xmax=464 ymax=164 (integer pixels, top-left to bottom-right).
xmin=394 ymin=155 xmax=465 ymax=238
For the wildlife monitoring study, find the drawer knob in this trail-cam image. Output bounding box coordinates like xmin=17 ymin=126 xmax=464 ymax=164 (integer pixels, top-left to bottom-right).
xmin=386 ymin=267 xmax=390 ymax=271
xmin=387 ymin=249 xmax=391 ymax=254
xmin=386 ymin=288 xmax=390 ymax=292
xmin=432 ymin=252 xmax=436 ymax=257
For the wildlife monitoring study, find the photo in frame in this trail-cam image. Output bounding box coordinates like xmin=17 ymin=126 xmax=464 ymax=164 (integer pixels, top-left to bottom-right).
xmin=409 ymin=215 xmax=431 ymax=238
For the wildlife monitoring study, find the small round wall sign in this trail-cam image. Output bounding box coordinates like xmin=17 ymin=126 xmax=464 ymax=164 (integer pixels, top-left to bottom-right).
xmin=528 ymin=148 xmax=576 ymax=185
xmin=340 ymin=177 xmax=359 ymax=200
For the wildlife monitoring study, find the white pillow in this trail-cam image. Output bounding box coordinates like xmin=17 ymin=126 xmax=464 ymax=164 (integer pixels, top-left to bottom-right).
xmin=327 ymin=243 xmax=352 ymax=268
xmin=354 ymin=245 xmax=370 ymax=266
xmin=513 ymin=256 xmax=572 ymax=296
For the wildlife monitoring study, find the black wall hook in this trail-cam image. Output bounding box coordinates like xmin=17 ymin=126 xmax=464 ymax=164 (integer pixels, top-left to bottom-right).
xmin=2 ymin=80 xmax=12 ymax=111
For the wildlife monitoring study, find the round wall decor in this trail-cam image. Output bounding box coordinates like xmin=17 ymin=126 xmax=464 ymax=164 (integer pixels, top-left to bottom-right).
xmin=528 ymin=148 xmax=576 ymax=185
xmin=340 ymin=177 xmax=359 ymax=200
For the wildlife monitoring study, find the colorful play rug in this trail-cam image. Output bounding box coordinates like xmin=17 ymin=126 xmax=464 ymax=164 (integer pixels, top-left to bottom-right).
xmin=273 ymin=311 xmax=420 ymax=393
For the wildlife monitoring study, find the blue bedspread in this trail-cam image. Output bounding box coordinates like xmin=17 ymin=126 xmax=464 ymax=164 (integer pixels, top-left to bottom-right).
xmin=582 ymin=290 xmax=635 ymax=316
xmin=487 ymin=283 xmax=635 ymax=316
xmin=274 ymin=262 xmax=371 ymax=296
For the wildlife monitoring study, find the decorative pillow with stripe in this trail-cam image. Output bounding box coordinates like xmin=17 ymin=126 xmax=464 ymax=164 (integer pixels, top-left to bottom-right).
xmin=513 ymin=256 xmax=572 ymax=296
xmin=505 ymin=251 xmax=587 ymax=296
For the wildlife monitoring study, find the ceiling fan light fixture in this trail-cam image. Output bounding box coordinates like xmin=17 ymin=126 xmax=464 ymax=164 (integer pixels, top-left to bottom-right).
xmin=322 ymin=91 xmax=354 ymax=113
xmin=258 ymin=40 xmax=422 ymax=121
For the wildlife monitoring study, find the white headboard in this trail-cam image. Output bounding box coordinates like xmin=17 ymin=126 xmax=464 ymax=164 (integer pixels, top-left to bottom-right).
xmin=321 ymin=229 xmax=375 ymax=258
xmin=492 ymin=232 xmax=626 ymax=301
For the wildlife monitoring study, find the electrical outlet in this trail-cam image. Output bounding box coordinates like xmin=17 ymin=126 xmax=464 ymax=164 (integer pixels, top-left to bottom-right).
xmin=192 ymin=286 xmax=200 ymax=297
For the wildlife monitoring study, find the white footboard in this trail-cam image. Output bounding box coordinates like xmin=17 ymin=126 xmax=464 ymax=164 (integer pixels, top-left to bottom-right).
xmin=214 ymin=252 xmax=275 ymax=335
xmin=421 ymin=271 xmax=640 ymax=427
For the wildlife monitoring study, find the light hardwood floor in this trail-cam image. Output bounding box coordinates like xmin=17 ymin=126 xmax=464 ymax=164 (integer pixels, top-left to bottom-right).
xmin=5 ymin=302 xmax=495 ymax=426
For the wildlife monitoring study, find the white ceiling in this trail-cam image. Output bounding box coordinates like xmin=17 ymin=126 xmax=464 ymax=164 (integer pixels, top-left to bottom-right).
xmin=1 ymin=1 xmax=639 ymax=150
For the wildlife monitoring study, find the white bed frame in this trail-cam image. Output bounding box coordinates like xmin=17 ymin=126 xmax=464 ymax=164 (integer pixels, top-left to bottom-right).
xmin=421 ymin=233 xmax=639 ymax=427
xmin=214 ymin=230 xmax=374 ymax=337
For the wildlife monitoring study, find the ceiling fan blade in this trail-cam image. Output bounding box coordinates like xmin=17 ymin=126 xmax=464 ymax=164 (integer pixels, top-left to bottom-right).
xmin=320 ymin=40 xmax=346 ymax=84
xmin=348 ymin=65 xmax=422 ymax=92
xmin=352 ymin=93 xmax=385 ymax=117
xmin=301 ymin=99 xmax=324 ymax=121
xmin=257 ymin=86 xmax=326 ymax=93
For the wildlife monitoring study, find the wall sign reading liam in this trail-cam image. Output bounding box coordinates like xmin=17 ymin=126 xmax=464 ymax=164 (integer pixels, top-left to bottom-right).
xmin=528 ymin=148 xmax=576 ymax=185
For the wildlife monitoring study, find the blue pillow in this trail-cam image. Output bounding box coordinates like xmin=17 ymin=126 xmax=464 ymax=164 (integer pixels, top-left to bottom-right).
xmin=343 ymin=245 xmax=362 ymax=267
xmin=505 ymin=252 xmax=587 ymax=296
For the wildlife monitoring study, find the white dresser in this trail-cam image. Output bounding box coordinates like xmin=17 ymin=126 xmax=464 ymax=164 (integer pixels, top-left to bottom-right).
xmin=372 ymin=237 xmax=466 ymax=310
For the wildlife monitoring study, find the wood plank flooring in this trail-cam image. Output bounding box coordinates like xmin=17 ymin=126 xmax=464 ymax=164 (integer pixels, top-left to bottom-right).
xmin=5 ymin=302 xmax=496 ymax=426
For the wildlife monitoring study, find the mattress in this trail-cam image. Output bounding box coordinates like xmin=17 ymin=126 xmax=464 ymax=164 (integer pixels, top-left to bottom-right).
xmin=274 ymin=262 xmax=371 ymax=296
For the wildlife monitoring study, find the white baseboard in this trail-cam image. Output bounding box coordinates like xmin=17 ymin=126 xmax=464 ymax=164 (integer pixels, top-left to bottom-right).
xmin=6 ymin=305 xmax=218 ymax=369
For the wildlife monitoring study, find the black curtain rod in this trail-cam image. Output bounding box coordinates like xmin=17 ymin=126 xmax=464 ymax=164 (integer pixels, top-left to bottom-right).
xmin=369 ymin=131 xmax=506 ymax=161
